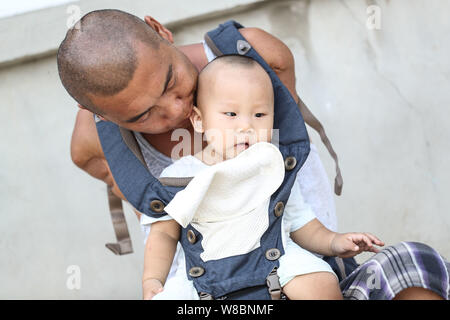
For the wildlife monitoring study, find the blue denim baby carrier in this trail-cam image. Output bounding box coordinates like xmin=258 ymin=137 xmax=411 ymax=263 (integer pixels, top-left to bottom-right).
xmin=96 ymin=20 xmax=356 ymax=299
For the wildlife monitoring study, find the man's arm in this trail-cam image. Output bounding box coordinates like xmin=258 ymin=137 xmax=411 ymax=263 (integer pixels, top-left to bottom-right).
xmin=71 ymin=109 xmax=111 ymax=183
xmin=71 ymin=109 xmax=130 ymax=204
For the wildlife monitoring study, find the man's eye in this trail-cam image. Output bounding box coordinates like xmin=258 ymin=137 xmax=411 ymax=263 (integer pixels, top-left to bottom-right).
xmin=224 ymin=112 xmax=237 ymax=117
xmin=255 ymin=113 xmax=265 ymax=118
xmin=166 ymin=72 xmax=176 ymax=92
xmin=167 ymin=77 xmax=175 ymax=91
xmin=138 ymin=109 xmax=153 ymax=123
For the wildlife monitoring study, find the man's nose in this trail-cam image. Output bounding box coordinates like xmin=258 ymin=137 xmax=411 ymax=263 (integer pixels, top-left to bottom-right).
xmin=174 ymin=96 xmax=186 ymax=110
xmin=163 ymin=95 xmax=191 ymax=118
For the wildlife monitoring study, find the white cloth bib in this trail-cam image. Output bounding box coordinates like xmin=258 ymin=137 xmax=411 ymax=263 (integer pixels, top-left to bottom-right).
xmin=164 ymin=142 xmax=285 ymax=262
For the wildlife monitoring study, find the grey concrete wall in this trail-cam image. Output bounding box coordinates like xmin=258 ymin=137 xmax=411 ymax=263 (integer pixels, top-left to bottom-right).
xmin=1 ymin=0 xmax=449 ymax=299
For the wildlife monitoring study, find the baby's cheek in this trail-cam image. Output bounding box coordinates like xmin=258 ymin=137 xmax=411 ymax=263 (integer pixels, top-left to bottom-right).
xmin=255 ymin=129 xmax=273 ymax=143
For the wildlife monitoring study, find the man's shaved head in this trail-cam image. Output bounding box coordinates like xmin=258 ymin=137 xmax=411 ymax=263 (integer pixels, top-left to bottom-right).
xmin=57 ymin=9 xmax=162 ymax=115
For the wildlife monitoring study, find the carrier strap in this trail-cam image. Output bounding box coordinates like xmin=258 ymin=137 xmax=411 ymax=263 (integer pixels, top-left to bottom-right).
xmin=116 ymin=128 xmax=196 ymax=189
xmin=105 ymin=186 xmax=133 ymax=255
xmin=199 ymin=267 xmax=285 ymax=300
xmin=118 ymin=127 xmax=146 ymax=167
xmin=104 ymin=124 xmax=193 ymax=255
xmin=296 ymin=97 xmax=343 ymax=195
xmin=159 ymin=177 xmax=193 ymax=187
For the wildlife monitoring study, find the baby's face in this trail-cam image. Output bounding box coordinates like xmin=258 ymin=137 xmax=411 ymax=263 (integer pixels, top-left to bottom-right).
xmin=193 ymin=63 xmax=274 ymax=161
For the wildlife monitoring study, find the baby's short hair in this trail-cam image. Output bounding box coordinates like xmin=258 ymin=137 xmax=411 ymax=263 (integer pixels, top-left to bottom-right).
xmin=57 ymin=9 xmax=162 ymax=114
xmin=197 ymin=54 xmax=271 ymax=102
xmin=202 ymin=54 xmax=258 ymax=73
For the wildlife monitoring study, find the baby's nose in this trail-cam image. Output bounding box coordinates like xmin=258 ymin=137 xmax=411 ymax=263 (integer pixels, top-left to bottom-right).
xmin=237 ymin=118 xmax=254 ymax=133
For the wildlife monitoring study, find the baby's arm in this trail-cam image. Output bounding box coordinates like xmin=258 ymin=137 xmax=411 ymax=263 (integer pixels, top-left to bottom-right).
xmin=142 ymin=219 xmax=180 ymax=300
xmin=285 ymin=179 xmax=383 ymax=257
xmin=290 ymin=218 xmax=384 ymax=258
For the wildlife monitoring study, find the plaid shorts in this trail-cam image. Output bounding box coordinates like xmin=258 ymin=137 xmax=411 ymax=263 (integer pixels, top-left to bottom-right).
xmin=338 ymin=241 xmax=449 ymax=300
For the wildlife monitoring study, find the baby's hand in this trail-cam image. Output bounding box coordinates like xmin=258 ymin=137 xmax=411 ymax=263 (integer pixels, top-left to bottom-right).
xmin=142 ymin=278 xmax=164 ymax=300
xmin=330 ymin=232 xmax=384 ymax=258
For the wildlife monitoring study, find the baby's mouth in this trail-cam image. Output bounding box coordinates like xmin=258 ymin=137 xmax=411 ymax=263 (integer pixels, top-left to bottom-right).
xmin=234 ymin=142 xmax=250 ymax=149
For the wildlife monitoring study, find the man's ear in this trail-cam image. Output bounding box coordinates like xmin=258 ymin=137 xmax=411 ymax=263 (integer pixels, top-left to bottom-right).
xmin=97 ymin=114 xmax=107 ymax=122
xmin=144 ymin=16 xmax=174 ymax=43
xmin=190 ymin=106 xmax=204 ymax=133
xmin=77 ymin=103 xmax=107 ymax=121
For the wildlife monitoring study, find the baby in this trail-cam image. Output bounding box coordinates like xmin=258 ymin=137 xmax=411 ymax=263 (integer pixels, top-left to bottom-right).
xmin=142 ymin=55 xmax=384 ymax=300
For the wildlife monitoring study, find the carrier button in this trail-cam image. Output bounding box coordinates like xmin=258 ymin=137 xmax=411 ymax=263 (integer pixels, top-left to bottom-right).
xmin=237 ymin=40 xmax=251 ymax=55
xmin=188 ymin=266 xmax=205 ymax=278
xmin=150 ymin=200 xmax=165 ymax=213
xmin=265 ymin=248 xmax=281 ymax=261
xmin=274 ymin=201 xmax=284 ymax=217
xmin=284 ymin=156 xmax=297 ymax=171
xmin=187 ymin=230 xmax=197 ymax=244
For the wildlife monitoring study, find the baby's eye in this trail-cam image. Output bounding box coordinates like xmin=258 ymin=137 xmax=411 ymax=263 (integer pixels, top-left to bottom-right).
xmin=224 ymin=112 xmax=237 ymax=117
xmin=255 ymin=113 xmax=265 ymax=118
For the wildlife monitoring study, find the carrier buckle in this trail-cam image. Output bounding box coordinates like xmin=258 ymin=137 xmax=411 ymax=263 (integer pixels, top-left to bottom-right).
xmin=199 ymin=292 xmax=214 ymax=300
xmin=266 ymin=267 xmax=285 ymax=300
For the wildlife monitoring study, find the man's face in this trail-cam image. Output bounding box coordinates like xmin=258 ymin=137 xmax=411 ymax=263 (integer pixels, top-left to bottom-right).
xmin=89 ymin=41 xmax=198 ymax=134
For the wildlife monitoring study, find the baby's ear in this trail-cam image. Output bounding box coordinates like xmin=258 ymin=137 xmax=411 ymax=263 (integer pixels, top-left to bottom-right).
xmin=190 ymin=106 xmax=204 ymax=133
